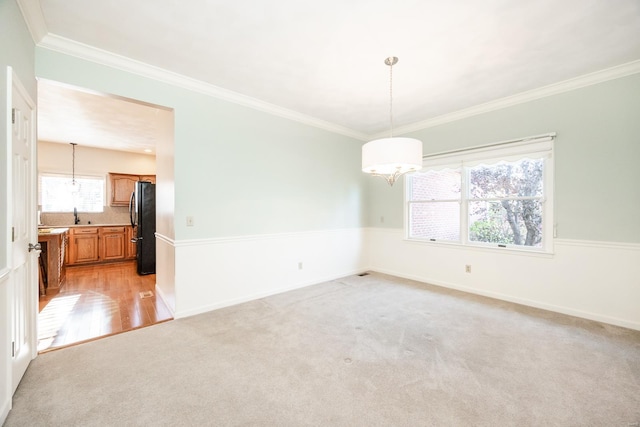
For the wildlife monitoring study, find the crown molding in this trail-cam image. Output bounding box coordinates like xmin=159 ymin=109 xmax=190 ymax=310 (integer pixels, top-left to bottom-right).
xmin=32 ymin=29 xmax=640 ymax=143
xmin=371 ymin=59 xmax=640 ymax=139
xmin=15 ymin=0 xmax=48 ymax=43
xmin=38 ymin=34 xmax=370 ymax=141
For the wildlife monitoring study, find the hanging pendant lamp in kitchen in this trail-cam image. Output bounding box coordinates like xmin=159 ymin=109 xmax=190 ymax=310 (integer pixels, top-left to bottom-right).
xmin=361 ymin=57 xmax=423 ymax=186
xmin=68 ymin=142 xmax=81 ymax=194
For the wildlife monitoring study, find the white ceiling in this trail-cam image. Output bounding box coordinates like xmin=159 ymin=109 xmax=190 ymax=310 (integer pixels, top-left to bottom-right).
xmin=22 ymin=0 xmax=640 ymax=152
xmin=37 ymin=79 xmax=172 ymax=154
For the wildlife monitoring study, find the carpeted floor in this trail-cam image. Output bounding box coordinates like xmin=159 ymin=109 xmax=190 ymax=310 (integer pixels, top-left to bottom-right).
xmin=5 ymin=273 xmax=640 ymax=426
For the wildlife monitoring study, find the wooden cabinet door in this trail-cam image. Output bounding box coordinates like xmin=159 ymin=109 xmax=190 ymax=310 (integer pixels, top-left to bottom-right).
xmin=71 ymin=233 xmax=99 ymax=264
xmin=100 ymin=227 xmax=126 ymax=261
xmin=110 ymin=173 xmax=138 ymax=206
xmin=126 ymin=226 xmax=137 ymax=259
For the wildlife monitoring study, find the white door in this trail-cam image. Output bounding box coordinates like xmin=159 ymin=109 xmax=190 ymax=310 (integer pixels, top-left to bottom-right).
xmin=9 ymin=67 xmax=37 ymax=394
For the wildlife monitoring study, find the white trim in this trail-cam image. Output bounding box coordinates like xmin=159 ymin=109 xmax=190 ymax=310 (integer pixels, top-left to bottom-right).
xmin=407 ymin=139 xmax=555 ymax=254
xmin=554 ymin=238 xmax=640 ymax=251
xmin=37 ymin=34 xmax=369 ymax=141
xmin=14 ymin=0 xmax=48 ymax=44
xmin=403 ymin=236 xmax=555 ymax=258
xmin=154 ymin=283 xmax=175 ymax=318
xmin=154 ymin=232 xmax=175 ymax=246
xmin=373 ymin=60 xmax=640 ymax=139
xmin=369 ymin=267 xmax=640 ymax=331
xmin=174 ymin=266 xmax=367 ymax=319
xmin=370 ymin=227 xmax=640 ymax=252
xmin=171 ymin=227 xmax=364 ymax=247
xmin=172 ymin=227 xmax=367 ymax=318
xmin=0 ymin=399 xmax=9 ymax=427
xmin=422 ymin=133 xmax=555 ymax=164
xmin=26 ymin=25 xmax=639 ymax=142
xmin=0 ymin=268 xmax=9 ymax=281
xmin=367 ymin=227 xmax=640 ymax=330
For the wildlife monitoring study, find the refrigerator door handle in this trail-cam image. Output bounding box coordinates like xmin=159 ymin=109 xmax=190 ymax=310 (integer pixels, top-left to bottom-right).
xmin=129 ymin=190 xmax=136 ymax=228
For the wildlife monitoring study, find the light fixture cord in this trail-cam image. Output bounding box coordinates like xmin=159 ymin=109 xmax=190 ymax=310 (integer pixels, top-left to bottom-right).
xmin=389 ymin=60 xmax=394 ymax=138
xmin=71 ymin=142 xmax=77 ymax=184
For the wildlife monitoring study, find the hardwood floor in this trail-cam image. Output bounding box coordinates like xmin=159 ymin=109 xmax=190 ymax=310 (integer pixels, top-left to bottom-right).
xmin=37 ymin=260 xmax=172 ymax=353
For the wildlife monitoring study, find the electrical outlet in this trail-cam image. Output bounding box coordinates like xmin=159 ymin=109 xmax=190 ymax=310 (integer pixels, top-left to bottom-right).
xmin=186 ymin=216 xmax=194 ymax=227
xmin=465 ymin=264 xmax=471 ymax=273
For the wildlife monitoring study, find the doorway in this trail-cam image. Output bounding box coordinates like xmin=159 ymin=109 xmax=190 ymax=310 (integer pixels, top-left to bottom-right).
xmin=36 ymin=79 xmax=175 ymax=351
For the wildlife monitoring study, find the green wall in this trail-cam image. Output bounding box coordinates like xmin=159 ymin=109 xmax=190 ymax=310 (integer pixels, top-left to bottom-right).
xmin=1 ymin=0 xmax=36 ymax=268
xmin=0 ymin=0 xmax=35 ymax=96
xmin=32 ymin=40 xmax=640 ymax=244
xmin=368 ymin=73 xmax=640 ymax=244
xmin=35 ymin=48 xmax=366 ymax=240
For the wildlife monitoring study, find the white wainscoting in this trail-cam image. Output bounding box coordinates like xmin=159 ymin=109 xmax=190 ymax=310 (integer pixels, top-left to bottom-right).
xmin=172 ymin=228 xmax=368 ymax=318
xmin=366 ymin=228 xmax=640 ymax=331
xmin=155 ymin=234 xmax=176 ymax=316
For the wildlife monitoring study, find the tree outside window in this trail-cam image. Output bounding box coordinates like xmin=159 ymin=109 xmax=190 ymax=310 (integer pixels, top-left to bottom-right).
xmin=406 ymin=137 xmax=553 ymax=253
xmin=468 ymin=158 xmax=543 ymax=247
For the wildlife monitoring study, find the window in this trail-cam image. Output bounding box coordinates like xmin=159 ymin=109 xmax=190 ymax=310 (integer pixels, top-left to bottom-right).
xmin=40 ymin=174 xmax=105 ymax=213
xmin=408 ymin=168 xmax=461 ymax=241
xmin=406 ymin=135 xmax=554 ymax=252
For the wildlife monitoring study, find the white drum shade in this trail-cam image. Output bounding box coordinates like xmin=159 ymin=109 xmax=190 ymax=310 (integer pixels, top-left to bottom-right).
xmin=362 ymin=137 xmax=423 ymax=174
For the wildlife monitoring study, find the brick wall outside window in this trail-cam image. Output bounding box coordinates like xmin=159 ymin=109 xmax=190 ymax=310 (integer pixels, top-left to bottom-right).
xmin=409 ymin=169 xmax=461 ymax=241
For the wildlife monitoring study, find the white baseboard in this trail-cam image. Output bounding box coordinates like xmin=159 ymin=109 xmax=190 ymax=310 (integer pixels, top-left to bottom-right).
xmin=370 ymin=266 xmax=640 ymax=331
xmin=154 ymin=282 xmax=175 ymax=318
xmin=173 ymin=228 xmax=368 ymax=318
xmin=367 ymin=227 xmax=640 ymax=331
xmin=0 ymin=398 xmax=10 ymax=426
xmin=174 ymin=267 xmax=366 ymax=319
xmin=154 ymin=226 xmax=640 ymax=331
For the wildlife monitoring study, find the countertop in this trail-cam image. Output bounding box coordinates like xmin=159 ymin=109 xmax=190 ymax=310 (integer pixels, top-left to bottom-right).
xmin=38 ymin=227 xmax=69 ymax=235
xmin=38 ymin=224 xmax=130 ymax=229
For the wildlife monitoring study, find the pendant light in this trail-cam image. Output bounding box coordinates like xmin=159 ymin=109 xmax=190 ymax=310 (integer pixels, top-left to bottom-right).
xmin=362 ymin=57 xmax=423 ymax=186
xmin=69 ymin=142 xmax=81 ymax=194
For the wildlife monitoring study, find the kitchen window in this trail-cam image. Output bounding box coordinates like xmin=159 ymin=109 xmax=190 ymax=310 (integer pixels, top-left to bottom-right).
xmin=406 ymin=134 xmax=554 ymax=253
xmin=39 ymin=173 xmax=105 ymax=213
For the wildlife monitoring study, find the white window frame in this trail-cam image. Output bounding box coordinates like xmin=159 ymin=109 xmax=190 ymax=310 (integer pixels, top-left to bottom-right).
xmin=39 ymin=172 xmax=106 ymax=213
xmin=405 ymin=134 xmax=555 ymax=254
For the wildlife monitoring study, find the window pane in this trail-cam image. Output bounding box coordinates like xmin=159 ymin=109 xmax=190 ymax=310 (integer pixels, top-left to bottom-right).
xmin=469 ymin=158 xmax=543 ymax=199
xmin=468 ymin=199 xmax=542 ymax=247
xmin=410 ymin=168 xmax=461 ymax=201
xmin=41 ymin=175 xmax=104 ymax=213
xmin=409 ymin=202 xmax=460 ymax=241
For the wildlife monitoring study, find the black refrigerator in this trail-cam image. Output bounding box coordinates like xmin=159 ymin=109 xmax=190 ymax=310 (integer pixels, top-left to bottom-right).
xmin=129 ymin=181 xmax=156 ymax=275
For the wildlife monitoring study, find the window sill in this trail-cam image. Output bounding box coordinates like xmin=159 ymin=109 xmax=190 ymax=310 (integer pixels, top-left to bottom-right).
xmin=403 ymin=237 xmax=555 ymax=258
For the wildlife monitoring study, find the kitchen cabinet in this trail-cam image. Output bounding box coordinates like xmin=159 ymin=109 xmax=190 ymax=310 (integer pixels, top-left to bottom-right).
xmin=139 ymin=175 xmax=156 ymax=184
xmin=38 ymin=228 xmax=68 ymax=295
xmin=66 ymin=226 xmax=137 ymax=266
xmin=109 ymin=173 xmax=156 ymax=206
xmin=126 ymin=226 xmax=137 ymax=260
xmin=100 ymin=226 xmax=126 ymax=261
xmin=109 ymin=173 xmax=139 ymax=206
xmin=68 ymin=227 xmax=99 ymax=265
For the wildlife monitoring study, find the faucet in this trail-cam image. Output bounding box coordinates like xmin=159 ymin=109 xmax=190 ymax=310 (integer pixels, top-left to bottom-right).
xmin=74 ymin=207 xmax=80 ymax=225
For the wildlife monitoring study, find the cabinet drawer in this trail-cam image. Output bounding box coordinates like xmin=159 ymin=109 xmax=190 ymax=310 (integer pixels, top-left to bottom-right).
xmin=72 ymin=227 xmax=99 ymax=235
xmin=101 ymin=226 xmax=125 ymax=233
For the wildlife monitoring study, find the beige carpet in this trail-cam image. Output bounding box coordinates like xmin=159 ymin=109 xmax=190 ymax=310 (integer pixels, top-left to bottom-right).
xmin=5 ymin=273 xmax=640 ymax=426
